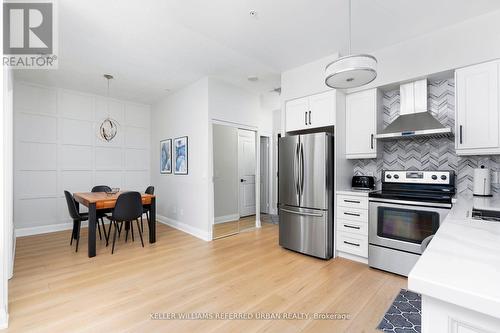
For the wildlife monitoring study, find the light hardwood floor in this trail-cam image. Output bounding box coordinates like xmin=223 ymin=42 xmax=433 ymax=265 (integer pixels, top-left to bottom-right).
xmin=212 ymin=215 xmax=264 ymax=239
xmin=8 ymin=222 xmax=406 ymax=332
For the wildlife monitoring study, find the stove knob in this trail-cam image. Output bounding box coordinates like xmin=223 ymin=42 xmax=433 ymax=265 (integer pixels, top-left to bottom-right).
xmin=441 ymin=175 xmax=447 ymax=180
xmin=431 ymin=175 xmax=437 ymax=180
xmin=386 ymin=174 xmax=392 ymax=179
xmin=393 ymin=174 xmax=399 ymax=179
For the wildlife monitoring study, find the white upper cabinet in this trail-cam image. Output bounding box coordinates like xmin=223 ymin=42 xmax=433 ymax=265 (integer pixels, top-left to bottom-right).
xmin=285 ymin=90 xmax=336 ymax=132
xmin=345 ymin=89 xmax=380 ymax=159
xmin=455 ymin=60 xmax=500 ymax=155
xmin=285 ymin=97 xmax=309 ymax=132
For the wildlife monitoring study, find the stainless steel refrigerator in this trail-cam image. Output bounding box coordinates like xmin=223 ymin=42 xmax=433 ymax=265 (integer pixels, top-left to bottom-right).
xmin=278 ymin=132 xmax=334 ymax=259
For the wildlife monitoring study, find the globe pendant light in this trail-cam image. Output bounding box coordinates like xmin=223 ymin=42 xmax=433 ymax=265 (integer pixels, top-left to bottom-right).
xmin=98 ymin=74 xmax=119 ymax=142
xmin=325 ymin=0 xmax=377 ymax=89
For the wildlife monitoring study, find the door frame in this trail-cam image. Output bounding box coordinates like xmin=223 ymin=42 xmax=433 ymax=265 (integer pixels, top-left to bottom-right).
xmin=209 ymin=119 xmax=261 ymax=240
xmin=259 ymin=135 xmax=272 ymax=215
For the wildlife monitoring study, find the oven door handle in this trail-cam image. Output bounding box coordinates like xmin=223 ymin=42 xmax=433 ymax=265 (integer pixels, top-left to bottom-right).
xmin=369 ymin=198 xmax=452 ymax=209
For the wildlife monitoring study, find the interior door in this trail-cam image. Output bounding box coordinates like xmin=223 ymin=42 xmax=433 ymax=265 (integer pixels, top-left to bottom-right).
xmin=278 ymin=135 xmax=300 ymax=207
xmin=299 ymin=133 xmax=328 ymax=210
xmin=238 ymin=129 xmax=256 ymax=217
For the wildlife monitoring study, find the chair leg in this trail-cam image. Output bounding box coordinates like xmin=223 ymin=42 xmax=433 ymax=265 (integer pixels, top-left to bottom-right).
xmin=75 ymin=221 xmax=81 ymax=253
xmin=97 ymin=219 xmax=102 ymax=240
xmin=117 ymin=222 xmax=122 ymax=238
xmin=111 ymin=221 xmax=118 ymax=254
xmin=106 ymin=219 xmax=113 ymax=247
xmin=70 ymin=220 xmax=76 ymax=245
xmin=140 ymin=216 xmax=144 ymax=233
xmin=101 ymin=218 xmax=108 ymax=241
xmin=136 ymin=219 xmax=144 ymax=247
xmin=125 ymin=221 xmax=129 ymax=242
xmin=131 ymin=220 xmax=135 ymax=242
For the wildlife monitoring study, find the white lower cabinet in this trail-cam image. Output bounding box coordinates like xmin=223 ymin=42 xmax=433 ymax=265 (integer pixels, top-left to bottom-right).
xmin=336 ymin=192 xmax=369 ymax=262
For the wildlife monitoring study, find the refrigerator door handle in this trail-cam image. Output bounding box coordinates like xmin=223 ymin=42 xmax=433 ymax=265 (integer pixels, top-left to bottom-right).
xmin=300 ymin=142 xmax=305 ymax=196
xmin=293 ymin=142 xmax=300 ymax=203
xmin=280 ymin=208 xmax=324 ymax=217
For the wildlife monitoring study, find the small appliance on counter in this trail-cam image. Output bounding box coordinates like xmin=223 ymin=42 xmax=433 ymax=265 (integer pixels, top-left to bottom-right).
xmin=471 ymin=197 xmax=500 ymax=222
xmin=473 ymin=165 xmax=492 ymax=197
xmin=351 ymin=175 xmax=375 ymax=190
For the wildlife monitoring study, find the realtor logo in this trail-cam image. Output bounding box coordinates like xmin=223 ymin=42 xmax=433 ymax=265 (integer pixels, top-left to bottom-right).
xmin=3 ymin=0 xmax=58 ymax=68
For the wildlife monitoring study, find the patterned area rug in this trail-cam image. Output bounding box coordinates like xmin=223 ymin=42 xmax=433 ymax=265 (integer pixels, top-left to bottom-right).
xmin=377 ymin=289 xmax=421 ymax=333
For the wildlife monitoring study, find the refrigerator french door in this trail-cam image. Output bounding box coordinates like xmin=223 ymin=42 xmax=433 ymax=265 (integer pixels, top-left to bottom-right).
xmin=278 ymin=133 xmax=333 ymax=259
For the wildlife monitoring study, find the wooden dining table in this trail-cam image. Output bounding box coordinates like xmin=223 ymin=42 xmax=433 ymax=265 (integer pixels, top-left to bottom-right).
xmin=73 ymin=191 xmax=156 ymax=258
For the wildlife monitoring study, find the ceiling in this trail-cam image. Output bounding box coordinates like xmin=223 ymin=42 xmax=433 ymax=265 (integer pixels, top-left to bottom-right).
xmin=14 ymin=0 xmax=500 ymax=104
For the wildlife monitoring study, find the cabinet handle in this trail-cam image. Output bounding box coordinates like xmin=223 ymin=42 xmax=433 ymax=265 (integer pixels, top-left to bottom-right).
xmin=344 ymin=200 xmax=360 ymax=204
xmin=371 ymin=134 xmax=374 ymax=149
xmin=459 ymin=125 xmax=463 ymax=144
xmin=308 ymin=111 xmax=312 ymax=125
xmin=344 ymin=241 xmax=360 ymax=247
xmin=344 ymin=212 xmax=360 ymax=217
xmin=305 ymin=112 xmax=308 ymax=125
xmin=344 ymin=224 xmax=361 ymax=230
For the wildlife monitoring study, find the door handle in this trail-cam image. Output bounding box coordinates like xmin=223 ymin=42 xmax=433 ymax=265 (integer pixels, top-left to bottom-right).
xmin=344 ymin=212 xmax=361 ymax=217
xmin=304 ymin=112 xmax=308 ymax=125
xmin=240 ymin=179 xmax=246 ymax=183
xmin=308 ymin=111 xmax=312 ymax=125
xmin=299 ymin=143 xmax=304 ymax=195
xmin=343 ymin=224 xmax=361 ymax=230
xmin=280 ymin=208 xmax=323 ymax=217
xmin=459 ymin=125 xmax=463 ymax=144
xmin=344 ymin=241 xmax=360 ymax=247
xmin=371 ymin=134 xmax=374 ymax=149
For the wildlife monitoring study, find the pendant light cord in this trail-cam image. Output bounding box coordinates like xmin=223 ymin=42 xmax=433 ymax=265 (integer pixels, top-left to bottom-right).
xmin=348 ymin=0 xmax=352 ymax=54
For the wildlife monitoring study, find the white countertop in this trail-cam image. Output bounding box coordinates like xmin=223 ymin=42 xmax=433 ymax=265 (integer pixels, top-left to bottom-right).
xmin=408 ymin=195 xmax=500 ymax=319
xmin=336 ymin=188 xmax=377 ymax=197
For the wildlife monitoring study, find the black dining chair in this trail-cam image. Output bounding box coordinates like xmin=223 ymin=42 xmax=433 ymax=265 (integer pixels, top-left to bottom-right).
xmin=64 ymin=190 xmax=89 ymax=252
xmin=91 ymin=185 xmax=112 ymax=242
xmin=108 ymin=192 xmax=144 ymax=254
xmin=141 ymin=186 xmax=155 ymax=232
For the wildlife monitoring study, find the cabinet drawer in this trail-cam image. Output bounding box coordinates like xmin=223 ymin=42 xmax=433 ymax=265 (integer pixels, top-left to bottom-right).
xmin=337 ymin=232 xmax=368 ymax=258
xmin=337 ymin=206 xmax=367 ymax=223
xmin=337 ymin=219 xmax=368 ymax=236
xmin=337 ymin=195 xmax=368 ymax=209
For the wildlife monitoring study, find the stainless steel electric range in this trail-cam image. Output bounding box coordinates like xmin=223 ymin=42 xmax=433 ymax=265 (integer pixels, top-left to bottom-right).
xmin=368 ymin=170 xmax=455 ymax=276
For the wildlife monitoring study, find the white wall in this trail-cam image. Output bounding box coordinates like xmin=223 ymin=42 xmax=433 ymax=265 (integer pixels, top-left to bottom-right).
xmin=151 ymin=78 xmax=211 ymax=240
xmin=349 ymin=10 xmax=500 ymax=92
xmin=212 ymin=124 xmax=238 ymax=222
xmin=13 ymin=82 xmax=151 ymax=236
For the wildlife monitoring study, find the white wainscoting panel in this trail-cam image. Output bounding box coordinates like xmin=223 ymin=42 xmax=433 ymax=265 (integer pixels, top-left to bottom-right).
xmin=14 ymin=82 xmax=151 ymax=234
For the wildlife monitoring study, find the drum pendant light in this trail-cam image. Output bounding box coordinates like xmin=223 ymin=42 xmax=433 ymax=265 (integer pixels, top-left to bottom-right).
xmin=325 ymin=0 xmax=377 ymax=89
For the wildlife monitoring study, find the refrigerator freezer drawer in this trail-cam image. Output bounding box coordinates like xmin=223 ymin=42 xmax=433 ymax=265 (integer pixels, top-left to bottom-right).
xmin=278 ymin=206 xmax=332 ymax=259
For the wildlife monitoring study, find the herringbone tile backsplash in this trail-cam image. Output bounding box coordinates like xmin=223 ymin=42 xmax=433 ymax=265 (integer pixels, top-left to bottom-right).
xmin=352 ymin=79 xmax=500 ymax=195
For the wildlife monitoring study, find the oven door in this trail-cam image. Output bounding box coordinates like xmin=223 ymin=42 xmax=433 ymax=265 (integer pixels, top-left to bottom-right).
xmin=369 ymin=199 xmax=450 ymax=254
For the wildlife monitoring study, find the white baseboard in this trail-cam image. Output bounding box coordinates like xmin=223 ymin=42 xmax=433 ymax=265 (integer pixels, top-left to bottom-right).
xmin=156 ymin=214 xmax=211 ymax=241
xmin=0 ymin=306 xmax=8 ymax=330
xmin=15 ymin=221 xmax=88 ymax=237
xmin=337 ymin=251 xmax=368 ymax=265
xmin=214 ymin=214 xmax=239 ymax=224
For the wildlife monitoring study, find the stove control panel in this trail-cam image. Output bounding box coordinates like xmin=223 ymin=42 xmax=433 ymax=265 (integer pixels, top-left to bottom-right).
xmin=383 ymin=170 xmax=453 ymax=185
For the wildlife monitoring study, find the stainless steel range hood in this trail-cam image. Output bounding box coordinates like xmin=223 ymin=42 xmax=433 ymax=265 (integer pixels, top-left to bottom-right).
xmin=375 ymin=79 xmax=453 ymax=140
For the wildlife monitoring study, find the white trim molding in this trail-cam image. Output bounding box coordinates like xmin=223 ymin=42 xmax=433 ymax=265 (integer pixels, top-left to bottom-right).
xmin=15 ymin=221 xmax=88 ymax=237
xmin=214 ymin=213 xmax=239 ymax=224
xmin=0 ymin=306 xmax=8 ymax=330
xmin=156 ymin=215 xmax=211 ymax=241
